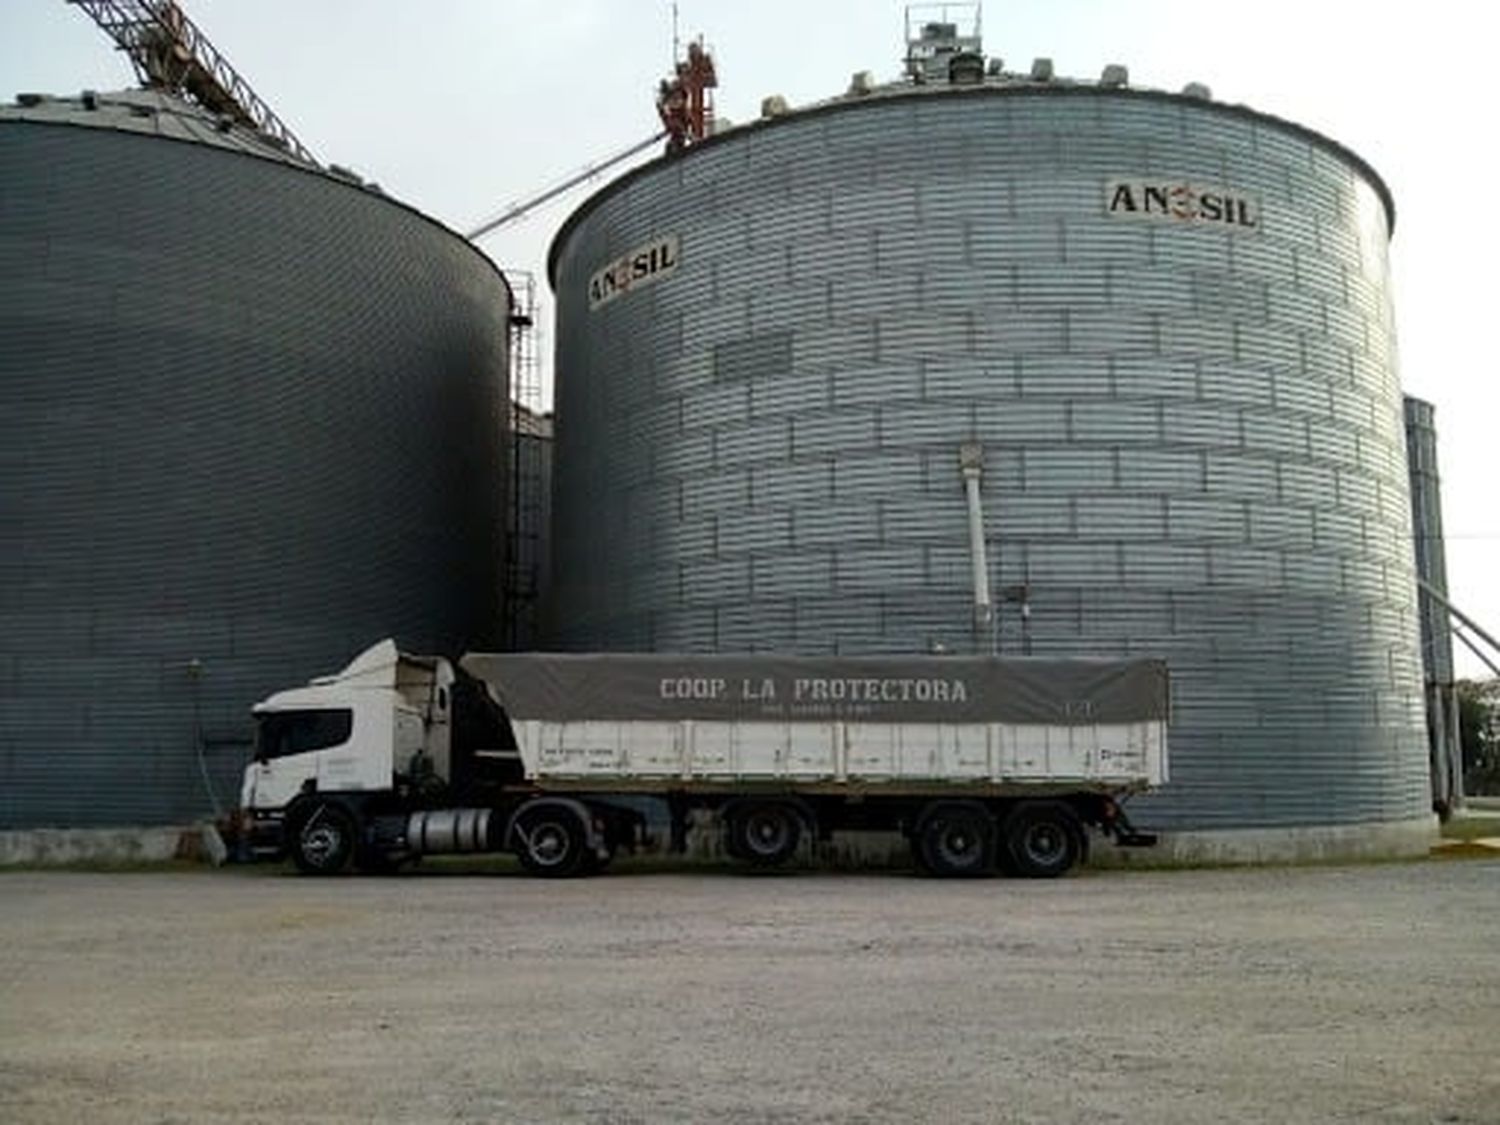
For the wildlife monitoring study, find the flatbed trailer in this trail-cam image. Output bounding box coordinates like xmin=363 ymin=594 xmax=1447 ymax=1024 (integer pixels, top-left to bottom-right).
xmin=241 ymin=641 xmax=1168 ymax=878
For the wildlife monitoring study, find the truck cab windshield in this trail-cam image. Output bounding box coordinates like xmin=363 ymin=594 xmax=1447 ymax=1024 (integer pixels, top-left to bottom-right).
xmin=255 ymin=708 xmax=353 ymax=761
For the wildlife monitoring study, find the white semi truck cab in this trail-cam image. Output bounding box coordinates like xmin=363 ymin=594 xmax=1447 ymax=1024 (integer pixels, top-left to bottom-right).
xmin=241 ymin=640 xmax=1169 ymax=878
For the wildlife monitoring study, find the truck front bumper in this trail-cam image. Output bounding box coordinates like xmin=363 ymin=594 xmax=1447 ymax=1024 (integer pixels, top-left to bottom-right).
xmin=237 ymin=809 xmax=288 ymax=861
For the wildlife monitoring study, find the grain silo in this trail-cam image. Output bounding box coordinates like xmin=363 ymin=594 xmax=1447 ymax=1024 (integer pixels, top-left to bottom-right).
xmin=546 ymin=24 xmax=1433 ymax=859
xmin=0 ymin=90 xmax=510 ymax=830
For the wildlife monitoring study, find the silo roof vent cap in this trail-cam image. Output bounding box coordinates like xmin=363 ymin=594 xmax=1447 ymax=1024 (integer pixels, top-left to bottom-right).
xmin=1182 ymin=81 xmax=1213 ymax=100
xmin=1100 ymin=64 xmax=1128 ymax=87
xmin=761 ymin=94 xmax=790 ymax=118
xmin=1030 ymin=57 xmax=1054 ymax=81
xmin=949 ymin=51 xmax=985 ymax=84
xmin=848 ymin=70 xmax=875 ymax=96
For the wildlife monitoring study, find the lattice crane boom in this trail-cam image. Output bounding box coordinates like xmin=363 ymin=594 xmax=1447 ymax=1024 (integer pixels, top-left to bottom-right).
xmin=67 ymin=0 xmax=317 ymax=166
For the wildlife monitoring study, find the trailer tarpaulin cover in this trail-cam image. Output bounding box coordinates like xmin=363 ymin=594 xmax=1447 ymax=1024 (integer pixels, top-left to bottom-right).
xmin=460 ymin=654 xmax=1168 ymax=725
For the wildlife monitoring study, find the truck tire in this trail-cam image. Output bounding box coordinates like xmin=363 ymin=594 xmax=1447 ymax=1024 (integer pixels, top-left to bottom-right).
xmin=290 ymin=802 xmax=358 ymax=876
xmin=727 ymin=801 xmax=802 ymax=867
xmin=1002 ymin=801 xmax=1083 ymax=879
xmin=915 ymin=802 xmax=994 ymax=878
xmin=513 ymin=803 xmax=589 ymax=878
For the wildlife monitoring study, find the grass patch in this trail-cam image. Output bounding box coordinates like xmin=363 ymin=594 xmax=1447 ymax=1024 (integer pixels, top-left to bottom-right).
xmin=1440 ymin=814 xmax=1500 ymax=842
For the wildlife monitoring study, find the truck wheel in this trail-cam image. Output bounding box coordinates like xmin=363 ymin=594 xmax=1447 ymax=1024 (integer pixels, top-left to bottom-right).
xmin=916 ymin=802 xmax=994 ymax=878
xmin=1003 ymin=801 xmax=1083 ymax=879
xmin=290 ymin=802 xmax=358 ymax=876
xmin=514 ymin=804 xmax=589 ymax=878
xmin=727 ymin=801 xmax=802 ymax=867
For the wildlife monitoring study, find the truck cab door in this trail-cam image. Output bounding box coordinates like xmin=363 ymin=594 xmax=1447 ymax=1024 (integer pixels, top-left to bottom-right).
xmin=246 ymin=708 xmax=355 ymax=811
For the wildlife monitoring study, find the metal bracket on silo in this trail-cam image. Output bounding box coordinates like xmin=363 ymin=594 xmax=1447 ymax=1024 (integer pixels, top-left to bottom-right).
xmin=958 ymin=442 xmax=994 ymax=651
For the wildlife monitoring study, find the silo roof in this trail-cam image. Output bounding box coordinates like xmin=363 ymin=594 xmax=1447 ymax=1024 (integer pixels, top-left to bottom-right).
xmin=547 ymin=78 xmax=1397 ymax=286
xmin=2 ymin=88 xmax=310 ymax=167
xmin=3 ymin=87 xmax=513 ymax=300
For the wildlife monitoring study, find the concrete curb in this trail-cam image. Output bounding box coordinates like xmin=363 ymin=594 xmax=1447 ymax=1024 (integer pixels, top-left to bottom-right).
xmin=1089 ymin=815 xmax=1439 ymax=868
xmin=0 ymin=825 xmax=222 ymax=867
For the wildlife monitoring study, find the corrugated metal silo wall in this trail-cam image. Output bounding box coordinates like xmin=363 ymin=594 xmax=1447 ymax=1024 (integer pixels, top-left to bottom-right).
xmin=549 ymin=88 xmax=1430 ymax=831
xmin=0 ymin=124 xmax=509 ymax=828
xmin=1403 ymin=397 xmax=1454 ymax=684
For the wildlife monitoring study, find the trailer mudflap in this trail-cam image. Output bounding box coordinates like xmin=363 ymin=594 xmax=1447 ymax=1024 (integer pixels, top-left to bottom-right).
xmin=1108 ymin=802 xmax=1158 ymax=848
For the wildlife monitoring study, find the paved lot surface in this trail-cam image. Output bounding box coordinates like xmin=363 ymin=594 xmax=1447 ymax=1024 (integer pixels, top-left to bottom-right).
xmin=2 ymin=859 xmax=1498 ymax=1124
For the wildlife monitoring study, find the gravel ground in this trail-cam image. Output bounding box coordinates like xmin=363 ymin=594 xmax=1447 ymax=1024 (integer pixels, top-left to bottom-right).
xmin=1 ymin=858 xmax=1497 ymax=1124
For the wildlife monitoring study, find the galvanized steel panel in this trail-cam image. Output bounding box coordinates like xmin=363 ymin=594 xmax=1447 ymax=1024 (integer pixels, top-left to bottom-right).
xmin=548 ymin=85 xmax=1427 ymax=831
xmin=1 ymin=119 xmax=509 ymax=828
xmin=1405 ymin=398 xmax=1456 ymax=685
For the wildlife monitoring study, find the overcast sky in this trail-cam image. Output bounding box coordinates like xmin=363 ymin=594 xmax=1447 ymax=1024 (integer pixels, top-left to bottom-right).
xmin=5 ymin=1 xmax=1497 ymax=674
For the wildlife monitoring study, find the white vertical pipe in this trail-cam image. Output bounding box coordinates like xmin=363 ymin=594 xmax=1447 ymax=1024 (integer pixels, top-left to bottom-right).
xmin=958 ymin=443 xmax=992 ymax=651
